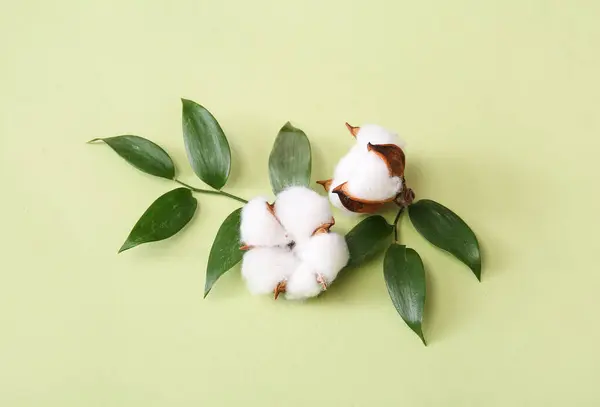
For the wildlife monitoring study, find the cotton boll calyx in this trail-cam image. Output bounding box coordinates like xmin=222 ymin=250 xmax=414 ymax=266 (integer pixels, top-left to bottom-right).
xmin=241 ymin=197 xmax=290 ymax=247
xmin=241 ymin=247 xmax=298 ymax=295
xmin=285 ymin=263 xmax=323 ymax=300
xmin=295 ymin=232 xmax=349 ymax=284
xmin=274 ymin=186 xmax=333 ymax=242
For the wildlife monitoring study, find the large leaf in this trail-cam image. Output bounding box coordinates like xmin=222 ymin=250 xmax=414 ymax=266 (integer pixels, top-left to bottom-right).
xmin=345 ymin=215 xmax=394 ymax=268
xmin=204 ymin=208 xmax=243 ymax=297
xmin=268 ymin=122 xmax=311 ymax=194
xmin=409 ymin=199 xmax=481 ymax=280
xmin=119 ymin=188 xmax=197 ymax=253
xmin=181 ymin=99 xmax=231 ymax=190
xmin=384 ymin=244 xmax=427 ymax=345
xmin=89 ymin=135 xmax=175 ymax=179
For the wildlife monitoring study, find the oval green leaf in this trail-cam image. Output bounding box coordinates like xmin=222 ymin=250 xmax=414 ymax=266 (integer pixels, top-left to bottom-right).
xmin=88 ymin=135 xmax=175 ymax=179
xmin=345 ymin=215 xmax=394 ymax=269
xmin=181 ymin=99 xmax=231 ymax=190
xmin=384 ymin=244 xmax=427 ymax=345
xmin=119 ymin=188 xmax=197 ymax=253
xmin=268 ymin=122 xmax=311 ymax=194
xmin=204 ymin=208 xmax=243 ymax=297
xmin=408 ymin=199 xmax=481 ymax=281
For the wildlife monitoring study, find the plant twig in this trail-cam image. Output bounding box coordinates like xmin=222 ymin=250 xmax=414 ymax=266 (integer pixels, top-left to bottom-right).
xmin=175 ymin=180 xmax=248 ymax=204
xmin=393 ymin=207 xmax=404 ymax=242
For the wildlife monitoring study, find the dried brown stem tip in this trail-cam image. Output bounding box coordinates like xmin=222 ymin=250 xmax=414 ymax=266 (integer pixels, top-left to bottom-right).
xmin=312 ymin=218 xmax=335 ymax=236
xmin=316 ymin=179 xmax=333 ymax=192
xmin=345 ymin=122 xmax=360 ymax=138
xmin=274 ymin=281 xmax=286 ymax=300
xmin=395 ymin=186 xmax=416 ymax=207
xmin=316 ymin=274 xmax=328 ymax=290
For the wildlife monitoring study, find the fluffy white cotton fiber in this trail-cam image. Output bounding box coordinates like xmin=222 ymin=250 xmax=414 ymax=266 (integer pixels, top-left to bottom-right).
xmin=241 ymin=247 xmax=298 ymax=295
xmin=295 ymin=232 xmax=349 ymax=283
xmin=274 ymin=186 xmax=333 ymax=242
xmin=342 ymin=150 xmax=402 ymax=201
xmin=355 ymin=124 xmax=405 ymax=150
xmin=285 ymin=263 xmax=323 ymax=300
xmin=240 ymin=197 xmax=290 ymax=247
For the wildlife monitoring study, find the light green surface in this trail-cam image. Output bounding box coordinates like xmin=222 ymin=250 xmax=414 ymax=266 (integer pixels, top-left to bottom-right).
xmin=1 ymin=1 xmax=599 ymax=406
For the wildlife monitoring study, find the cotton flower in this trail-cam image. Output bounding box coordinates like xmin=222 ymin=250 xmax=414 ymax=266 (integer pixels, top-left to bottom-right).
xmin=239 ymin=186 xmax=349 ymax=300
xmin=318 ymin=123 xmax=414 ymax=213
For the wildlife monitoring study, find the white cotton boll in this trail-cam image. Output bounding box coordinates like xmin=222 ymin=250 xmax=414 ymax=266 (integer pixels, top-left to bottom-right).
xmin=355 ymin=124 xmax=406 ymax=150
xmin=344 ymin=151 xmax=403 ymax=201
xmin=240 ymin=197 xmax=289 ymax=247
xmin=285 ymin=263 xmax=322 ymax=300
xmin=274 ymin=186 xmax=333 ymax=242
xmin=241 ymin=247 xmax=298 ymax=295
xmin=333 ymin=145 xmax=363 ymax=181
xmin=295 ymin=233 xmax=349 ymax=283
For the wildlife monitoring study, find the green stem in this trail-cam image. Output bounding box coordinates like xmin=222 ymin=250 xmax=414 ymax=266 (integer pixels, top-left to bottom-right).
xmin=392 ymin=207 xmax=404 ymax=242
xmin=175 ymin=180 xmax=248 ymax=204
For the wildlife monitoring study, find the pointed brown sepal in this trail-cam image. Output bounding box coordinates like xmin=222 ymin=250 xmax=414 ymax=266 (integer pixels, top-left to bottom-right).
xmin=312 ymin=217 xmax=335 ymax=236
xmin=333 ymin=182 xmax=396 ymax=204
xmin=316 ymin=274 xmax=328 ymax=291
xmin=239 ymin=244 xmax=253 ymax=251
xmin=367 ymin=143 xmax=406 ymax=177
xmin=332 ymin=182 xmax=388 ymax=213
xmin=274 ymin=281 xmax=286 ymax=300
xmin=316 ymin=179 xmax=333 ymax=192
xmin=266 ymin=202 xmax=276 ymax=216
xmin=345 ymin=122 xmax=360 ymax=138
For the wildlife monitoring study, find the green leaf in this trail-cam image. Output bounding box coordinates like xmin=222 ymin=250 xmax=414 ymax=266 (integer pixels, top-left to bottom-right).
xmin=204 ymin=208 xmax=243 ymax=297
xmin=408 ymin=199 xmax=481 ymax=280
xmin=384 ymin=244 xmax=427 ymax=346
xmin=268 ymin=122 xmax=311 ymax=194
xmin=181 ymin=99 xmax=231 ymax=190
xmin=88 ymin=135 xmax=175 ymax=179
xmin=345 ymin=215 xmax=394 ymax=268
xmin=119 ymin=188 xmax=197 ymax=253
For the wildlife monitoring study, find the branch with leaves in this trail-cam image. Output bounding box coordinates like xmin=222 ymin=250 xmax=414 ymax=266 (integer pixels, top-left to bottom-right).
xmin=90 ymin=98 xmax=481 ymax=345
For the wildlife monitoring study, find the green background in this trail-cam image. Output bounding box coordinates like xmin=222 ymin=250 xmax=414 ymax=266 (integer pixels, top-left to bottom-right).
xmin=1 ymin=0 xmax=599 ymax=405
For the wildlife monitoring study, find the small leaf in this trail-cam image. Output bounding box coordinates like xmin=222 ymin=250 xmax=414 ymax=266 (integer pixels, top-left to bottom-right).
xmin=384 ymin=244 xmax=427 ymax=345
xmin=268 ymin=122 xmax=312 ymax=194
xmin=119 ymin=188 xmax=197 ymax=253
xmin=408 ymin=199 xmax=481 ymax=280
xmin=345 ymin=215 xmax=394 ymax=268
xmin=89 ymin=135 xmax=175 ymax=179
xmin=205 ymin=208 xmax=243 ymax=297
xmin=181 ymin=99 xmax=231 ymax=190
